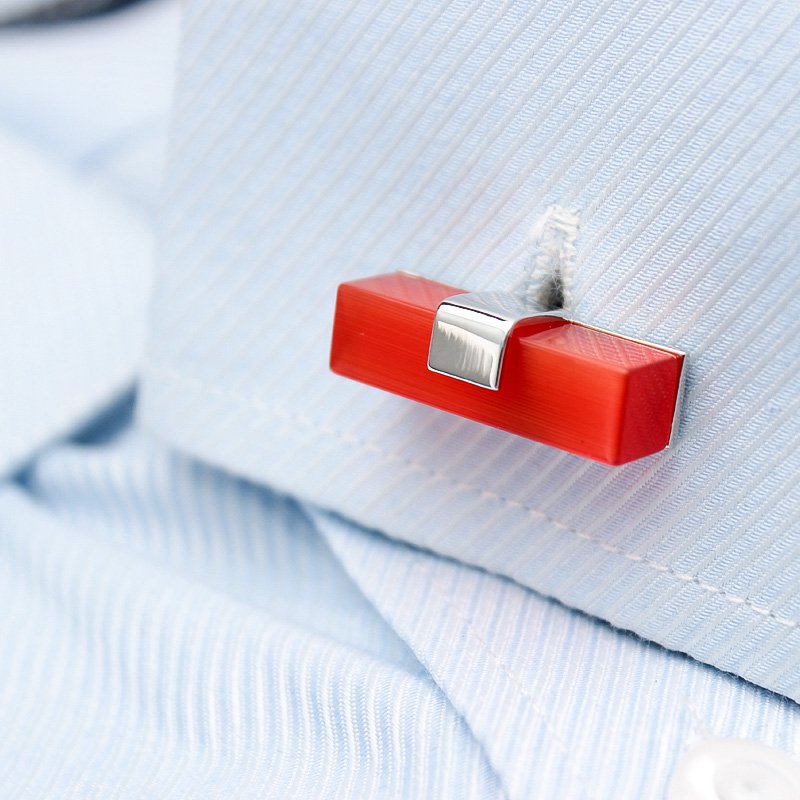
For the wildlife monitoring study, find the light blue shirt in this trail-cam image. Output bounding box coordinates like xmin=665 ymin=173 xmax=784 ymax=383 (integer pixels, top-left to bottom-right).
xmin=1 ymin=2 xmax=799 ymax=798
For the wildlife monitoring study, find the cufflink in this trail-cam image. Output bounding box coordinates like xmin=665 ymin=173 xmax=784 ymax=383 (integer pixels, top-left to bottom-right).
xmin=330 ymin=272 xmax=686 ymax=466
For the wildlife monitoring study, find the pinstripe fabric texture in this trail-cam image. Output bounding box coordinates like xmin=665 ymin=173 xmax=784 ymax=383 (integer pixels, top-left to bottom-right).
xmin=140 ymin=0 xmax=800 ymax=701
xmin=315 ymin=510 xmax=800 ymax=799
xmin=0 ymin=407 xmax=501 ymax=799
xmin=1 ymin=406 xmax=797 ymax=798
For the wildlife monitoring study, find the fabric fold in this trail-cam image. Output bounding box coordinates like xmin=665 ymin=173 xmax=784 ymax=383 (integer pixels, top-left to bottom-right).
xmin=139 ymin=0 xmax=800 ymax=700
xmin=0 ymin=420 xmax=505 ymax=798
xmin=0 ymin=130 xmax=152 ymax=477
xmin=312 ymin=509 xmax=800 ymax=800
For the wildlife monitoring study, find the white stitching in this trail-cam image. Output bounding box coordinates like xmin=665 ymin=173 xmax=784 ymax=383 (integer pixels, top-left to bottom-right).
xmin=421 ymin=565 xmax=598 ymax=800
xmin=142 ymin=362 xmax=800 ymax=631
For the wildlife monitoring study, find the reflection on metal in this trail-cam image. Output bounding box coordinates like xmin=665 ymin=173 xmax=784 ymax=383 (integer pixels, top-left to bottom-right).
xmin=428 ymin=292 xmax=563 ymax=390
xmin=331 ymin=273 xmax=687 ymax=464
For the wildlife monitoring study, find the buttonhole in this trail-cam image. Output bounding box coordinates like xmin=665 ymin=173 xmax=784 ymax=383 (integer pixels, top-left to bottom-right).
xmin=525 ymin=205 xmax=580 ymax=311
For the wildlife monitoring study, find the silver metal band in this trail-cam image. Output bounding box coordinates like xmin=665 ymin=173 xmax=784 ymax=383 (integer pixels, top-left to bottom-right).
xmin=427 ymin=290 xmax=686 ymax=448
xmin=427 ymin=292 xmax=564 ymax=390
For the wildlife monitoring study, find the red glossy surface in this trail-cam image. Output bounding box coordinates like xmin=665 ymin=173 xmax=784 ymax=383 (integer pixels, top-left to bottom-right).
xmin=330 ymin=273 xmax=684 ymax=465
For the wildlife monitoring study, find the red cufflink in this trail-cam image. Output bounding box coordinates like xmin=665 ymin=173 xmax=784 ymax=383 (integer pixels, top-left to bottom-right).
xmin=330 ymin=272 xmax=686 ymax=466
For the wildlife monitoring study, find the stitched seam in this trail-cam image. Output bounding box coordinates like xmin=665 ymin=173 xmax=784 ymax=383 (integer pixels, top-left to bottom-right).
xmin=317 ymin=529 xmax=513 ymax=800
xmin=423 ymin=568 xmax=598 ymax=800
xmin=143 ymin=362 xmax=800 ymax=630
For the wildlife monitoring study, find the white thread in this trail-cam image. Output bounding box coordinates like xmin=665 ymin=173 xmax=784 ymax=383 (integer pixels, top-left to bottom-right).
xmin=425 ymin=569 xmax=598 ymax=799
xmin=526 ymin=206 xmax=580 ymax=309
xmin=142 ymin=362 xmax=800 ymax=632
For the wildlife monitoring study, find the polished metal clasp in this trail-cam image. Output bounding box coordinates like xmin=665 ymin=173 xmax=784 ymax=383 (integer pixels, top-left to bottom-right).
xmin=427 ymin=292 xmax=564 ymax=390
xmin=331 ymin=273 xmax=686 ymax=464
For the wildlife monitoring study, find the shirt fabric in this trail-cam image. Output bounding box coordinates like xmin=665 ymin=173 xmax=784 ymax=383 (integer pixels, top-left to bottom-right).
xmin=1 ymin=406 xmax=798 ymax=799
xmin=140 ymin=0 xmax=800 ymax=701
xmin=0 ymin=2 xmax=799 ymax=798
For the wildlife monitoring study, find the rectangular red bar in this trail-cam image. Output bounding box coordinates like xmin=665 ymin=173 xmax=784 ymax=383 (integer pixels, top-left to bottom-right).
xmin=330 ymin=273 xmax=684 ymax=465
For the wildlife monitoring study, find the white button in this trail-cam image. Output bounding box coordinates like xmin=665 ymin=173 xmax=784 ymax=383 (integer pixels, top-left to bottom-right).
xmin=669 ymin=739 xmax=800 ymax=800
